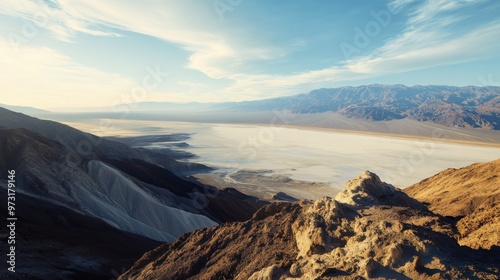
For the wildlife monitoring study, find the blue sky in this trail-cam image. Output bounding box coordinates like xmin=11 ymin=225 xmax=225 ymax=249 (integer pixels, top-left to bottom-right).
xmin=0 ymin=0 xmax=499 ymax=110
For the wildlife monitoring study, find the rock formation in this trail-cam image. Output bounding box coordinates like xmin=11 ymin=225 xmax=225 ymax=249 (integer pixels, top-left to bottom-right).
xmin=120 ymin=169 xmax=500 ymax=279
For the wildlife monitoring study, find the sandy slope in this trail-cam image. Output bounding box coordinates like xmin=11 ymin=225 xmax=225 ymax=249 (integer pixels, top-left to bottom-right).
xmin=405 ymin=159 xmax=500 ymax=249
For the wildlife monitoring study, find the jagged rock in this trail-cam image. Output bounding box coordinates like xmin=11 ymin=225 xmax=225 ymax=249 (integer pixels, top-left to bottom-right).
xmin=361 ymin=258 xmax=379 ymax=278
xmin=335 ymin=171 xmax=397 ymax=206
xmin=383 ymin=243 xmax=404 ymax=266
xmin=120 ymin=167 xmax=500 ymax=280
xmin=335 ymin=171 xmax=425 ymax=211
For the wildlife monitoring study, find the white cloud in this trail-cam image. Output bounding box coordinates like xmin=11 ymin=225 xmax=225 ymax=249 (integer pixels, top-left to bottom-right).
xmin=53 ymin=0 xmax=282 ymax=80
xmin=345 ymin=21 xmax=500 ymax=74
xmin=407 ymin=0 xmax=481 ymax=25
xmin=0 ymin=39 xmax=136 ymax=109
xmin=95 ymin=0 xmax=500 ymax=100
xmin=205 ymin=16 xmax=500 ymax=100
xmin=178 ymin=81 xmax=208 ymax=89
xmin=343 ymin=0 xmax=499 ymax=75
xmin=0 ymin=0 xmax=121 ymax=41
xmin=0 ymin=0 xmax=499 ymax=105
xmin=213 ymin=0 xmax=500 ymax=100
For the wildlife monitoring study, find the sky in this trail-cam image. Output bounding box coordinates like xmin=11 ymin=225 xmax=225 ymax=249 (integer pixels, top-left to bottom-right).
xmin=0 ymin=0 xmax=499 ymax=111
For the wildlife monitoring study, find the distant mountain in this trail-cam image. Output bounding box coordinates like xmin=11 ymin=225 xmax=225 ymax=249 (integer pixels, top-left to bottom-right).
xmin=119 ymin=168 xmax=500 ymax=279
xmin=405 ymin=159 xmax=500 ymax=249
xmin=0 ymin=107 xmax=206 ymax=174
xmin=218 ymin=84 xmax=500 ymax=130
xmin=0 ymin=103 xmax=50 ymax=115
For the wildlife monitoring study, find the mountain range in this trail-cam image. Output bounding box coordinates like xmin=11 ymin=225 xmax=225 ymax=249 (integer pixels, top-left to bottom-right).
xmin=0 ymin=104 xmax=50 ymax=115
xmin=13 ymin=84 xmax=500 ymax=131
xmin=216 ymin=84 xmax=500 ymax=130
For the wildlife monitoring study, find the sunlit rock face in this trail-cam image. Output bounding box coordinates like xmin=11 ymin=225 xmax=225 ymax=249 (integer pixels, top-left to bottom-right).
xmin=119 ymin=167 xmax=500 ymax=280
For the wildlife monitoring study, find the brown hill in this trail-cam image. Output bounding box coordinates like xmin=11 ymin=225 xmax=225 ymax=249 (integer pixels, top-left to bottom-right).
xmin=119 ymin=171 xmax=500 ymax=280
xmin=405 ymin=159 xmax=500 ymax=249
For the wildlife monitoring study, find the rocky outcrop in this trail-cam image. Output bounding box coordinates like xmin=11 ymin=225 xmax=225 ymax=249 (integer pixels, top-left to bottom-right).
xmin=119 ymin=202 xmax=302 ymax=280
xmin=405 ymin=159 xmax=500 ymax=249
xmin=335 ymin=171 xmax=424 ymax=210
xmin=119 ymin=170 xmax=500 ymax=279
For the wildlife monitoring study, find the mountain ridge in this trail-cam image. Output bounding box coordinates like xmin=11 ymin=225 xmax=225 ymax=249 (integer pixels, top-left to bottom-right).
xmin=0 ymin=108 xmax=267 ymax=279
xmin=405 ymin=159 xmax=500 ymax=249
xmin=38 ymin=84 xmax=500 ymax=131
xmin=119 ymin=165 xmax=500 ymax=279
xmin=217 ymin=84 xmax=500 ymax=130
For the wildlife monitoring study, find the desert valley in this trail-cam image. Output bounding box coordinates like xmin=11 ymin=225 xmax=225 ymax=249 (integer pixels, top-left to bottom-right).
xmin=1 ymin=84 xmax=500 ymax=279
xmin=1 ymin=1 xmax=500 ymax=279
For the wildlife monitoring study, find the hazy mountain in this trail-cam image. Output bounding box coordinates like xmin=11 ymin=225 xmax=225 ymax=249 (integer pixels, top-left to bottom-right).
xmin=0 ymin=107 xmax=205 ymax=174
xmin=120 ymin=164 xmax=500 ymax=279
xmin=217 ymin=84 xmax=500 ymax=130
xmin=60 ymin=85 xmax=500 ymax=131
xmin=0 ymin=103 xmax=51 ymax=115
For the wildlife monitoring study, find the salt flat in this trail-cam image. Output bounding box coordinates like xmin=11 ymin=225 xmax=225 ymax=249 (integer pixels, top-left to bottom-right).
xmin=185 ymin=123 xmax=500 ymax=188
xmin=62 ymin=119 xmax=500 ymax=196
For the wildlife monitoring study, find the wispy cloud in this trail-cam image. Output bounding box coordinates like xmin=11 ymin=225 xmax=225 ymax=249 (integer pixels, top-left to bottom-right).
xmin=342 ymin=0 xmax=498 ymax=74
xmin=0 ymin=39 xmax=136 ymax=109
xmin=407 ymin=0 xmax=479 ymax=25
xmin=206 ymin=0 xmax=500 ymax=100
xmin=0 ymin=0 xmax=498 ymax=104
xmin=345 ymin=21 xmax=500 ymax=74
xmin=0 ymin=0 xmax=121 ymax=41
xmin=388 ymin=0 xmax=417 ymax=13
xmin=57 ymin=0 xmax=284 ymax=80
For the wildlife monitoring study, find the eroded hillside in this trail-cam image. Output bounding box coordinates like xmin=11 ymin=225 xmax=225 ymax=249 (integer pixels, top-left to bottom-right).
xmin=120 ymin=170 xmax=500 ymax=279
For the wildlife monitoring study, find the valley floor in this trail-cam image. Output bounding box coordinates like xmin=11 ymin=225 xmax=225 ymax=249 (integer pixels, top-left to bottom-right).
xmin=54 ymin=115 xmax=500 ymax=199
xmin=193 ymin=170 xmax=337 ymax=201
